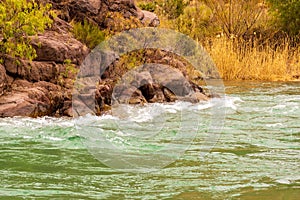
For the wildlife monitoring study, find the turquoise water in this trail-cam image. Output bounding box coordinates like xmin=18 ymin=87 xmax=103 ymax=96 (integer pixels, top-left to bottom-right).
xmin=0 ymin=82 xmax=299 ymax=199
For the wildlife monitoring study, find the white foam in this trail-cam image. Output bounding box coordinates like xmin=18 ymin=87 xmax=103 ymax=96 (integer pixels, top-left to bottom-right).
xmin=276 ymin=175 xmax=300 ymax=185
xmin=43 ymin=136 xmax=64 ymax=141
xmin=224 ymin=96 xmax=243 ymax=110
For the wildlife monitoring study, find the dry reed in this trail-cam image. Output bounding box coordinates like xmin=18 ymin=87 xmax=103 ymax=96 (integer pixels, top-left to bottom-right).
xmin=205 ymin=37 xmax=300 ymax=81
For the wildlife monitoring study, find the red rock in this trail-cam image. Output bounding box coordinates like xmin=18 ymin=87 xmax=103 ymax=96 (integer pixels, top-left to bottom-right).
xmin=30 ymin=31 xmax=89 ymax=65
xmin=0 ymin=64 xmax=7 ymax=96
xmin=4 ymin=56 xmax=58 ymax=82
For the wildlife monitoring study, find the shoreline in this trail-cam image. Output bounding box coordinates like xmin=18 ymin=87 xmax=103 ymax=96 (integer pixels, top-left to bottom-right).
xmin=0 ymin=0 xmax=299 ymax=118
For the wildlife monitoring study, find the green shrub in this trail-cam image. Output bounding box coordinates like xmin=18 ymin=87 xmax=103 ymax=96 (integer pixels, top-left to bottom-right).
xmin=175 ymin=3 xmax=217 ymax=40
xmin=72 ymin=19 xmax=105 ymax=49
xmin=157 ymin=0 xmax=187 ymax=19
xmin=104 ymin=12 xmax=143 ymax=35
xmin=205 ymin=0 xmax=267 ymax=39
xmin=137 ymin=1 xmax=156 ymax=12
xmin=0 ymin=0 xmax=54 ymax=60
xmin=267 ymin=0 xmax=300 ymax=37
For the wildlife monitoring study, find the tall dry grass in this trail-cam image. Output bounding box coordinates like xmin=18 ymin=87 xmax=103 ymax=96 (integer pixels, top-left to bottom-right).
xmin=205 ymin=37 xmax=300 ymax=81
xmin=136 ymin=0 xmax=300 ymax=81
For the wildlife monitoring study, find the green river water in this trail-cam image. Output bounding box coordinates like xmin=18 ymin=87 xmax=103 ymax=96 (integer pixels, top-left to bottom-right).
xmin=0 ymin=81 xmax=299 ymax=199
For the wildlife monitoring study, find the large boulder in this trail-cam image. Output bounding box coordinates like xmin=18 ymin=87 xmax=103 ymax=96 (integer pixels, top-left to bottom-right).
xmin=113 ymin=85 xmax=147 ymax=104
xmin=143 ymin=65 xmax=193 ymax=97
xmin=70 ymin=0 xmax=102 ymax=15
xmin=4 ymin=56 xmax=60 ymax=82
xmin=30 ymin=31 xmax=89 ymax=64
xmin=0 ymin=80 xmax=63 ymax=117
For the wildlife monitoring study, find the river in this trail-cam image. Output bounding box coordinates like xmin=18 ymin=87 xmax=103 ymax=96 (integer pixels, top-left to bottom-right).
xmin=0 ymin=81 xmax=299 ymax=199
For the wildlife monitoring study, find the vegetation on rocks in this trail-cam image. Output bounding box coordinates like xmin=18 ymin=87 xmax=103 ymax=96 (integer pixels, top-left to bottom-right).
xmin=0 ymin=0 xmax=54 ymax=60
xmin=0 ymin=0 xmax=299 ymax=117
xmin=72 ymin=19 xmax=105 ymax=49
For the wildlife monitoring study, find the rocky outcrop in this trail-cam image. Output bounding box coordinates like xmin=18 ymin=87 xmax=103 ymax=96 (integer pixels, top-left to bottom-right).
xmin=107 ymin=64 xmax=208 ymax=108
xmin=5 ymin=56 xmax=58 ymax=83
xmin=0 ymin=80 xmax=63 ymax=117
xmin=0 ymin=0 xmax=208 ymax=118
xmin=30 ymin=31 xmax=89 ymax=64
xmin=0 ymin=28 xmax=89 ymax=117
xmin=48 ymin=0 xmax=158 ymax=27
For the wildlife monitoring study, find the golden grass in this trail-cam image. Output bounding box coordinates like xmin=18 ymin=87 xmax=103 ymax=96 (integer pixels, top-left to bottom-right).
xmin=206 ymin=37 xmax=300 ymax=81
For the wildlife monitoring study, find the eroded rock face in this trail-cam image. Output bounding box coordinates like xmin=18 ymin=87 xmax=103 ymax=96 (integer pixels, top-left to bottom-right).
xmin=0 ymin=0 xmax=208 ymax=118
xmin=4 ymin=56 xmax=58 ymax=82
xmin=0 ymin=80 xmax=63 ymax=117
xmin=0 ymin=65 xmax=8 ymax=96
xmin=0 ymin=26 xmax=89 ymax=118
xmin=104 ymin=64 xmax=208 ymax=110
xmin=48 ymin=0 xmax=147 ymax=26
xmin=71 ymin=0 xmax=102 ymax=15
xmin=30 ymin=31 xmax=89 ymax=64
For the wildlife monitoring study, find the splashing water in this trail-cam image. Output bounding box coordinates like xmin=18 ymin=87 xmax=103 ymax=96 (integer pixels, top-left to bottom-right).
xmin=0 ymin=81 xmax=299 ymax=199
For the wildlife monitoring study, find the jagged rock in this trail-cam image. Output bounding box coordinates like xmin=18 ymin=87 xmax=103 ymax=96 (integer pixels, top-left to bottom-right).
xmin=128 ymin=88 xmax=147 ymax=104
xmin=162 ymin=87 xmax=177 ymax=102
xmin=70 ymin=0 xmax=101 ymax=15
xmin=113 ymin=85 xmax=147 ymax=104
xmin=4 ymin=56 xmax=59 ymax=82
xmin=50 ymin=17 xmax=73 ymax=34
xmin=178 ymin=92 xmax=209 ymax=103
xmin=144 ymin=65 xmax=193 ymax=97
xmin=192 ymin=92 xmax=209 ymax=101
xmin=148 ymin=83 xmax=165 ymax=103
xmin=0 ymin=80 xmax=63 ymax=117
xmin=30 ymin=31 xmax=89 ymax=64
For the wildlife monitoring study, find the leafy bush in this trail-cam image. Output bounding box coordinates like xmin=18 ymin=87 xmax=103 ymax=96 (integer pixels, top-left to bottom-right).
xmin=0 ymin=0 xmax=54 ymax=60
xmin=176 ymin=3 xmax=216 ymax=40
xmin=104 ymin=12 xmax=142 ymax=35
xmin=157 ymin=0 xmax=187 ymax=19
xmin=72 ymin=19 xmax=105 ymax=49
xmin=137 ymin=1 xmax=156 ymax=12
xmin=205 ymin=0 xmax=267 ymax=38
xmin=267 ymin=0 xmax=300 ymax=36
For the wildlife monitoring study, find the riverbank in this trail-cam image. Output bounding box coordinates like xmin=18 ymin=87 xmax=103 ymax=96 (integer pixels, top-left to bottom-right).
xmin=137 ymin=0 xmax=300 ymax=81
xmin=0 ymin=0 xmax=299 ymax=118
xmin=0 ymin=0 xmax=153 ymax=117
xmin=1 ymin=81 xmax=299 ymax=198
xmin=0 ymin=0 xmax=210 ymax=118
